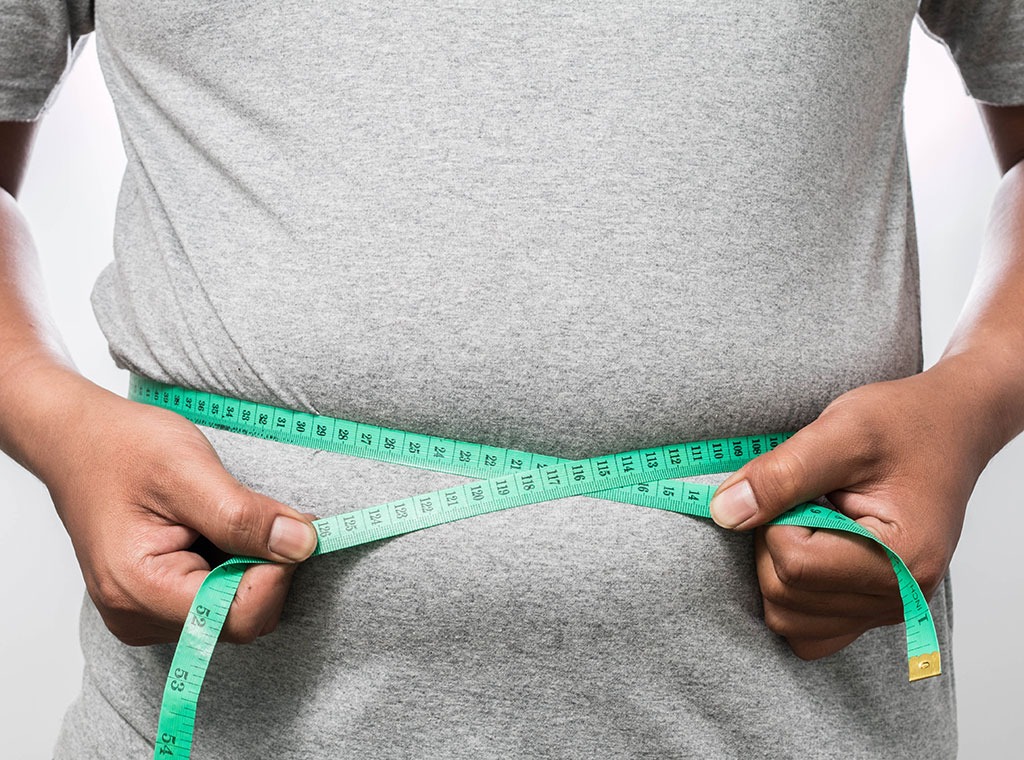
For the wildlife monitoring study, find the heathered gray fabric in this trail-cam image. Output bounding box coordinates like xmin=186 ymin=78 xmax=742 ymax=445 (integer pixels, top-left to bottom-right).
xmin=4 ymin=0 xmax=1024 ymax=757
xmin=58 ymin=428 xmax=959 ymax=759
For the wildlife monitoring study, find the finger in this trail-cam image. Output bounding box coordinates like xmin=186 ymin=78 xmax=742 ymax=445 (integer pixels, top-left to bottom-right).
xmin=258 ymin=566 xmax=299 ymax=637
xmin=97 ymin=550 xmax=212 ymax=646
xmin=786 ymin=632 xmax=864 ymax=661
xmin=179 ymin=473 xmax=319 ymax=564
xmin=221 ymin=562 xmax=299 ymax=644
xmin=709 ymin=416 xmax=877 ymax=529
xmin=134 ymin=552 xmax=298 ymax=646
xmin=754 ymin=530 xmax=896 ymax=616
xmin=760 ymin=523 xmax=899 ymax=594
xmin=762 ymin=598 xmax=876 ymax=640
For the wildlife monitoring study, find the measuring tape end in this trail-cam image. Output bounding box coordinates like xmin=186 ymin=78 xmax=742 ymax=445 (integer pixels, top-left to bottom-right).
xmin=908 ymin=651 xmax=941 ymax=682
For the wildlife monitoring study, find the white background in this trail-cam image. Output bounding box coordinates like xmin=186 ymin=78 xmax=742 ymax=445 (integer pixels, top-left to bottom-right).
xmin=2 ymin=23 xmax=1022 ymax=758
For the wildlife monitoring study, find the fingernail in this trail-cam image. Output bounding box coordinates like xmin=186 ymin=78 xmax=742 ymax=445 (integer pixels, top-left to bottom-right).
xmin=710 ymin=479 xmax=758 ymax=529
xmin=269 ymin=516 xmax=318 ymax=561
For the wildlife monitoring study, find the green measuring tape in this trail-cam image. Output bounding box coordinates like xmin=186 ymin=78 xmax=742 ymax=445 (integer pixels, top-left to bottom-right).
xmin=128 ymin=374 xmax=941 ymax=759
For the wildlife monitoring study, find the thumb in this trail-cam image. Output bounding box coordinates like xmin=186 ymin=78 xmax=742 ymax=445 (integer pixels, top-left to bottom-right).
xmin=183 ymin=475 xmax=319 ymax=563
xmin=708 ymin=423 xmax=869 ymax=530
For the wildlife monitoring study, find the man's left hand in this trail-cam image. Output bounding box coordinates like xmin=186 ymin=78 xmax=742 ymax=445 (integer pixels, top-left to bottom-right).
xmin=708 ymin=358 xmax=997 ymax=660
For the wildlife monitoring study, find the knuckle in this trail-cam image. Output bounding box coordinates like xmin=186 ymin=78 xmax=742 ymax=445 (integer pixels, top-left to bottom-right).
xmin=100 ymin=610 xmax=150 ymax=646
xmin=90 ymin=573 xmax=135 ymax=617
xmin=224 ymin=619 xmax=263 ymax=645
xmin=757 ymin=569 xmax=788 ymax=604
xmin=914 ymin=559 xmax=946 ymax=598
xmin=88 ymin=557 xmax=168 ymax=646
xmin=762 ymin=603 xmax=791 ymax=637
xmin=215 ymin=490 xmax=259 ymax=546
xmin=789 ymin=641 xmax=824 ymax=661
xmin=757 ymin=451 xmax=807 ymax=505
xmin=772 ymin=549 xmax=807 ymax=587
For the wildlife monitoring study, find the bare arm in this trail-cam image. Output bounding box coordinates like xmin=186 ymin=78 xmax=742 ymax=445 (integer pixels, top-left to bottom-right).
xmin=0 ymin=122 xmax=38 ymax=197
xmin=0 ymin=121 xmax=318 ymax=645
xmin=707 ymin=105 xmax=1024 ymax=660
xmin=940 ymin=103 xmax=1024 ymax=447
xmin=0 ymin=120 xmax=80 ymax=475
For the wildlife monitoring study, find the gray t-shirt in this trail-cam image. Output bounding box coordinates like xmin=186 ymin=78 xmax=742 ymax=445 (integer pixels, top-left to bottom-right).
xmin=4 ymin=1 xmax=1024 ymax=757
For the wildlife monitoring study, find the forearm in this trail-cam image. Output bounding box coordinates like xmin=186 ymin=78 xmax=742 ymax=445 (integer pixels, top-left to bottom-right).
xmin=0 ymin=186 xmax=103 ymax=480
xmin=933 ymin=159 xmax=1024 ymax=461
xmin=0 ymin=177 xmax=315 ymax=649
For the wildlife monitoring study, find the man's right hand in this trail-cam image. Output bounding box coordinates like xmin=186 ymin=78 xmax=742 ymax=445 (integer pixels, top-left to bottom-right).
xmin=10 ymin=364 xmax=318 ymax=646
xmin=1 ymin=122 xmax=316 ymax=647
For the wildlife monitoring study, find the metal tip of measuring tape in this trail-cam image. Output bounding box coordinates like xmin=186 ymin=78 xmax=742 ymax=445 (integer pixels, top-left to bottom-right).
xmin=908 ymin=652 xmax=941 ymax=682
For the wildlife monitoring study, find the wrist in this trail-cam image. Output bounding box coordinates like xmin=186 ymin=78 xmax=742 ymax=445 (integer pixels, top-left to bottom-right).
xmin=927 ymin=345 xmax=1024 ymax=464
xmin=0 ymin=356 xmax=111 ymax=484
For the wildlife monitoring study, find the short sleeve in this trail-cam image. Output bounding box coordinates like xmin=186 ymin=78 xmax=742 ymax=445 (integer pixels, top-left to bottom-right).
xmin=917 ymin=0 xmax=1024 ymax=105
xmin=0 ymin=0 xmax=95 ymax=121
